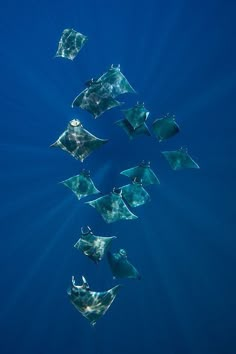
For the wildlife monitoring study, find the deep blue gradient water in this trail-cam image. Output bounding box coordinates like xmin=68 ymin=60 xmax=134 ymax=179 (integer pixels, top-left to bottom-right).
xmin=1 ymin=1 xmax=236 ymax=353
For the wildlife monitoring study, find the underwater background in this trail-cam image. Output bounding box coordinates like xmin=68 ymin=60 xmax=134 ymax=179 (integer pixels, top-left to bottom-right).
xmin=1 ymin=0 xmax=236 ymax=353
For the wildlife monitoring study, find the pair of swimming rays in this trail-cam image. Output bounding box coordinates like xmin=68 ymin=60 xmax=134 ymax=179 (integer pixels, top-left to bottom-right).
xmin=54 ymin=28 xmax=200 ymax=325
xmin=72 ymin=64 xmax=136 ymax=118
xmin=69 ymin=226 xmax=140 ymax=326
xmin=75 ymin=226 xmax=140 ymax=279
xmin=70 ymin=225 xmax=141 ymax=324
xmin=116 ymin=105 xmax=181 ymax=143
xmin=86 ymin=161 xmax=160 ymax=223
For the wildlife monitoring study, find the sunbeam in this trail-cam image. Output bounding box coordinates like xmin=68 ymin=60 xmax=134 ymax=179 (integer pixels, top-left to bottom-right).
xmin=0 ymin=203 xmax=78 ymax=320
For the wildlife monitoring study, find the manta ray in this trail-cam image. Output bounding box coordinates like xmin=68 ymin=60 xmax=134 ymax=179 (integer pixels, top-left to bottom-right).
xmin=55 ymin=28 xmax=87 ymax=60
xmin=162 ymin=147 xmax=200 ymax=170
xmin=152 ymin=113 xmax=180 ymax=142
xmin=120 ymin=179 xmax=150 ymax=208
xmin=122 ymin=102 xmax=149 ymax=129
xmin=67 ymin=276 xmax=121 ymax=325
xmin=107 ymin=249 xmax=141 ymax=280
xmin=74 ymin=226 xmax=116 ymax=263
xmin=86 ymin=188 xmax=138 ymax=223
xmin=60 ymin=170 xmax=100 ymax=200
xmin=72 ymin=65 xmax=135 ymax=118
xmin=120 ymin=161 xmax=160 ymax=186
xmin=115 ymin=118 xmax=151 ymax=140
xmin=50 ymin=119 xmax=108 ymax=162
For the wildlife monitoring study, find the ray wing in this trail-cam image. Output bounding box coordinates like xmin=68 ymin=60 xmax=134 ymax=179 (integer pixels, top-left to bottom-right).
xmin=123 ymin=103 xmax=149 ymax=129
xmin=120 ymin=162 xmax=160 ymax=185
xmin=120 ymin=183 xmax=150 ymax=207
xmin=115 ymin=119 xmax=151 ymax=139
xmin=97 ymin=65 xmax=136 ymax=97
xmin=72 ymin=84 xmax=122 ymax=118
xmin=74 ymin=231 xmax=116 ymax=263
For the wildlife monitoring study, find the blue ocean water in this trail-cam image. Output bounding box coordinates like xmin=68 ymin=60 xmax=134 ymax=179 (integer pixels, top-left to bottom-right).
xmin=1 ymin=0 xmax=236 ymax=353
